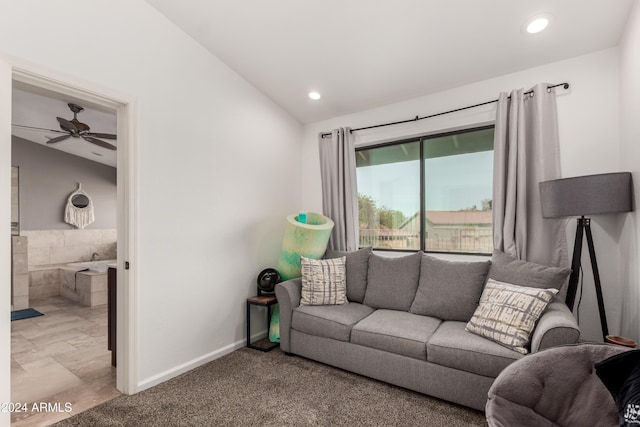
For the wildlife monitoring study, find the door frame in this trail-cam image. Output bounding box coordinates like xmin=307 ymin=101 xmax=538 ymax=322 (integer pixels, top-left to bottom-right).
xmin=3 ymin=55 xmax=138 ymax=396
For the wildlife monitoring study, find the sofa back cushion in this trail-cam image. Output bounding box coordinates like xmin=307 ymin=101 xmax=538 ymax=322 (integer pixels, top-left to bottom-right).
xmin=410 ymin=254 xmax=491 ymax=321
xmin=488 ymin=250 xmax=571 ymax=293
xmin=325 ymin=247 xmax=372 ymax=303
xmin=363 ymin=252 xmax=422 ymax=311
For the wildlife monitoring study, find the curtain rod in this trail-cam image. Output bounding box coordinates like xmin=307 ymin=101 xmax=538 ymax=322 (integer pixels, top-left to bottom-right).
xmin=320 ymin=82 xmax=570 ymax=138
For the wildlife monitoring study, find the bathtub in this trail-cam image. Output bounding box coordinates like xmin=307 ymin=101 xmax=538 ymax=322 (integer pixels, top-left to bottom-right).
xmin=66 ymin=259 xmax=117 ymax=274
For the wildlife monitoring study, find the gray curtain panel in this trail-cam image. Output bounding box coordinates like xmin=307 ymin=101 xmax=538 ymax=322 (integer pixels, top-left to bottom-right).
xmin=492 ymin=83 xmax=568 ymax=268
xmin=319 ymin=128 xmax=358 ymax=251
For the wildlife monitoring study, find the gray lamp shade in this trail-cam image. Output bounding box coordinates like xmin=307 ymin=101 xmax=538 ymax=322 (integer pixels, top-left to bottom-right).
xmin=539 ymin=172 xmax=633 ymax=218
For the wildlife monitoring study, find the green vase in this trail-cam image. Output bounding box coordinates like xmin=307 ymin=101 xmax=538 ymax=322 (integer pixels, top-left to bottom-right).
xmin=270 ymin=212 xmax=334 ymax=343
xmin=275 ymin=212 xmax=334 ymax=281
xmin=269 ymin=304 xmax=280 ymax=343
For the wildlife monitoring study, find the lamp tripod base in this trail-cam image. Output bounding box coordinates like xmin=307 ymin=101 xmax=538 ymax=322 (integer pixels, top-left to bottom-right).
xmin=565 ymin=216 xmax=609 ymax=341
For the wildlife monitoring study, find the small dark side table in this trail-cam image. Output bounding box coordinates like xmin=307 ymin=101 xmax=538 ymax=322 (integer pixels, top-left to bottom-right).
xmin=246 ymin=295 xmax=279 ymax=352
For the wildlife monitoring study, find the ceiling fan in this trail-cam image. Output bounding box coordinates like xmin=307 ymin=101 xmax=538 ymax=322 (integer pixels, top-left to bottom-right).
xmin=13 ymin=103 xmax=117 ymax=150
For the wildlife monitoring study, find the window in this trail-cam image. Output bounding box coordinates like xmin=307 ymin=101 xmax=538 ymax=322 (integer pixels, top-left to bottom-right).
xmin=356 ymin=126 xmax=494 ymax=254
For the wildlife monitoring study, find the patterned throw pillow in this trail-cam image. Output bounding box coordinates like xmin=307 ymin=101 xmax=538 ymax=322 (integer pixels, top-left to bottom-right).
xmin=465 ymin=278 xmax=558 ymax=354
xmin=300 ymin=256 xmax=347 ymax=306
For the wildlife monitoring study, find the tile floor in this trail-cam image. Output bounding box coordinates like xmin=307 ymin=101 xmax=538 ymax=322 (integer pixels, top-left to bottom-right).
xmin=10 ymin=296 xmax=120 ymax=426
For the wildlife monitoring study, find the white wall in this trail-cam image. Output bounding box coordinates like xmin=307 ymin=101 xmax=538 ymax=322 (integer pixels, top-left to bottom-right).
xmin=302 ymin=48 xmax=622 ymax=341
xmin=0 ymin=0 xmax=302 ymax=404
xmin=619 ymin=2 xmax=640 ymax=343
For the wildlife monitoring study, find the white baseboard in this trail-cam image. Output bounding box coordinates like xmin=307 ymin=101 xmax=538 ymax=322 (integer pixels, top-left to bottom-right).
xmin=137 ymin=330 xmax=269 ymax=392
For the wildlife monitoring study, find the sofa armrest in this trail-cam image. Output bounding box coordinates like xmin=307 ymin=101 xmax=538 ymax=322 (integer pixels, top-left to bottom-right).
xmin=275 ymin=278 xmax=302 ymax=353
xmin=530 ymin=300 xmax=580 ymax=353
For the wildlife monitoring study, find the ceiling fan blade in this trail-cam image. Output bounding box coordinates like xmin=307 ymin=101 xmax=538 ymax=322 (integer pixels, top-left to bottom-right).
xmin=47 ymin=134 xmax=72 ymax=144
xmin=12 ymin=124 xmax=67 ymax=134
xmin=57 ymin=117 xmax=78 ymax=134
xmin=82 ymin=136 xmax=117 ymax=150
xmin=87 ymin=132 xmax=117 ymax=140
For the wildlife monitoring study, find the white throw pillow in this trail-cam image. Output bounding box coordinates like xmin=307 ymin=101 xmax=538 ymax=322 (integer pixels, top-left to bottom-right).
xmin=299 ymin=256 xmax=347 ymax=306
xmin=465 ymin=278 xmax=558 ymax=354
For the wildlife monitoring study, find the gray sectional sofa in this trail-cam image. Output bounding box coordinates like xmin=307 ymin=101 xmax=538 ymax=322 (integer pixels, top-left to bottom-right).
xmin=275 ymin=248 xmax=581 ymax=411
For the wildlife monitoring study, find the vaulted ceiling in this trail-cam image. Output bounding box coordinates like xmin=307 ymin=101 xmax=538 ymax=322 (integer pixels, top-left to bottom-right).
xmin=145 ymin=0 xmax=633 ymax=123
xmin=12 ymin=1 xmax=634 ymax=167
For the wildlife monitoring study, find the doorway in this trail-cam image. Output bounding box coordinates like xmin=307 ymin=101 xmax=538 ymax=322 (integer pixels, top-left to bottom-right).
xmin=2 ymin=59 xmax=137 ymax=425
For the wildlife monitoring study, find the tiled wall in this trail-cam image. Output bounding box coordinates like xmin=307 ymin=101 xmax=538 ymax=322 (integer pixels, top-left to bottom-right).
xmin=11 ymin=166 xmax=19 ymax=233
xmin=29 ymin=268 xmax=61 ymax=300
xmin=60 ymin=271 xmax=108 ymax=307
xmin=18 ymin=229 xmax=116 ymax=305
xmin=21 ymin=228 xmax=117 ymax=269
xmin=11 ymin=236 xmax=29 ymax=310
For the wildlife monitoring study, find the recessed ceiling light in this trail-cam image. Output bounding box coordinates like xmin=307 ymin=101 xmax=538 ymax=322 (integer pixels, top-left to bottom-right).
xmin=525 ymin=14 xmax=552 ymax=34
xmin=308 ymin=91 xmax=321 ymax=100
xmin=527 ymin=18 xmax=548 ymax=33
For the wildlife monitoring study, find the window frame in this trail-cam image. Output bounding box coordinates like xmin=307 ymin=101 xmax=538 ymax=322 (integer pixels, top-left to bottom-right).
xmin=355 ymin=124 xmax=495 ymax=256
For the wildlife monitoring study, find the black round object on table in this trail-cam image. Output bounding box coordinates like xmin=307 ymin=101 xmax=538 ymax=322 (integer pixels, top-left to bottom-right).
xmin=257 ymin=268 xmax=281 ymax=295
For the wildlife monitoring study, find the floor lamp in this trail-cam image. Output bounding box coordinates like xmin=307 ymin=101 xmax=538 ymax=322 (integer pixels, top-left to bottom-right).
xmin=539 ymin=172 xmax=633 ymax=341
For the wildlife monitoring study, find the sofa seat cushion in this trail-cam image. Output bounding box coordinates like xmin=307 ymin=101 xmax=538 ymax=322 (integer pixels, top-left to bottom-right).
xmin=427 ymin=321 xmax=523 ymax=378
xmin=351 ymin=309 xmax=441 ymax=360
xmin=292 ymin=303 xmax=375 ymax=342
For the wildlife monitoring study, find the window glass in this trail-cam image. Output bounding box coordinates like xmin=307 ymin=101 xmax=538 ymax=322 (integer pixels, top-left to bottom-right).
xmin=356 ymin=141 xmax=420 ymax=250
xmin=355 ymin=127 xmax=494 ymax=254
xmin=424 ymin=128 xmax=494 ymax=253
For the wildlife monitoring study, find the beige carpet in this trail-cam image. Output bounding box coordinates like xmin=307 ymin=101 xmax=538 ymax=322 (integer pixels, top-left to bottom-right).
xmin=54 ymin=347 xmax=487 ymax=426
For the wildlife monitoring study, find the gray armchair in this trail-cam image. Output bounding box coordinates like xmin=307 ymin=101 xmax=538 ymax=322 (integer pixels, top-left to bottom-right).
xmin=486 ymin=343 xmax=629 ymax=426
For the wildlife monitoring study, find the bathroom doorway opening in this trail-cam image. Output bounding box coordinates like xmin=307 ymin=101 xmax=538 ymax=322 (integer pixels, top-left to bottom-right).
xmin=4 ymin=60 xmax=137 ymax=424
